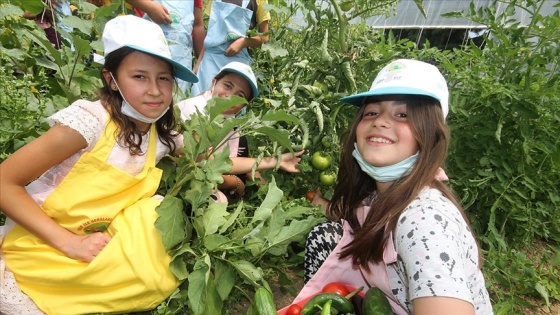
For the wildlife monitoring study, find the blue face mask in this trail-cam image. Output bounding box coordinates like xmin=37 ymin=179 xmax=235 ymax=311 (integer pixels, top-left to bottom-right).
xmin=110 ymin=73 xmax=169 ymax=124
xmin=352 ymin=143 xmax=418 ymax=183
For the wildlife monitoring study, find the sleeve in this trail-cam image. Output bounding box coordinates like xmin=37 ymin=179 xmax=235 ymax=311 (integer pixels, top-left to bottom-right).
xmin=395 ymin=198 xmax=475 ymax=304
xmin=47 ymin=100 xmax=106 ymax=148
xmin=256 ymin=0 xmax=270 ymax=24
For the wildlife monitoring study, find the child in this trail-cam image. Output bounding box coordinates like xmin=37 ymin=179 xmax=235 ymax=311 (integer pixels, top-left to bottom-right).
xmin=190 ymin=0 xmax=270 ymax=96
xmin=177 ymin=61 xmax=300 ymax=202
xmin=126 ymin=0 xmax=206 ymax=94
xmin=0 ymin=15 xmax=197 ymax=314
xmin=23 ymin=0 xmax=74 ymax=50
xmin=294 ymin=59 xmax=493 ymax=314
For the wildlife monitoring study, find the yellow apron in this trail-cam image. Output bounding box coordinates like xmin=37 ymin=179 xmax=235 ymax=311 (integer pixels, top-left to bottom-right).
xmin=2 ymin=120 xmax=179 ymax=314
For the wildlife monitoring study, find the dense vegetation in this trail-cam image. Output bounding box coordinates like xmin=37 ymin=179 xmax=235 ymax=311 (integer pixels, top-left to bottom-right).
xmin=0 ymin=0 xmax=558 ymax=314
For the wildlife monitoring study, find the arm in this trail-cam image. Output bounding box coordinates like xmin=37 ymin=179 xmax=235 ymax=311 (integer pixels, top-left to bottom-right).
xmin=412 ymin=297 xmax=475 ymax=315
xmin=228 ymin=150 xmax=303 ymax=175
xmin=224 ymin=20 xmax=269 ymax=56
xmin=218 ymin=174 xmax=245 ymax=198
xmin=125 ymin=0 xmax=171 ymax=24
xmin=0 ymin=124 xmax=111 ymax=262
xmin=192 ymin=5 xmax=205 ymax=59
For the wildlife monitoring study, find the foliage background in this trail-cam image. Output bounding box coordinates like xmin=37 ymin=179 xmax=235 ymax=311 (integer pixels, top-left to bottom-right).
xmin=0 ymin=0 xmax=559 ymax=314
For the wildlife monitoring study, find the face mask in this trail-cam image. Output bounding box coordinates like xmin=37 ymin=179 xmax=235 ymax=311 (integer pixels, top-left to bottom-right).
xmin=352 ymin=143 xmax=419 ymax=183
xmin=109 ymin=73 xmax=169 ymax=124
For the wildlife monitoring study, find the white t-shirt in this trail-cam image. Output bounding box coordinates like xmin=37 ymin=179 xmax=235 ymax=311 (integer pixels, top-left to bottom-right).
xmin=390 ymin=187 xmax=493 ymax=314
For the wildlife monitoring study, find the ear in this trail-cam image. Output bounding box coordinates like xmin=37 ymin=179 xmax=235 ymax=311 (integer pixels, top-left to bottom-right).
xmin=101 ymin=69 xmax=117 ymax=90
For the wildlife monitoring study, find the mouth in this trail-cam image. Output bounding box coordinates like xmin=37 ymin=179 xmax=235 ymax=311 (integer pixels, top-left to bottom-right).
xmin=367 ymin=136 xmax=394 ymax=144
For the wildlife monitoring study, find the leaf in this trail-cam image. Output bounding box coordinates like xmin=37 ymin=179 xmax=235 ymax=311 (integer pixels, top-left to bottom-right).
xmin=230 ymin=260 xmax=263 ymax=287
xmin=534 ymin=282 xmax=550 ymax=307
xmin=188 ymin=259 xmax=210 ymax=315
xmin=261 ymin=42 xmax=289 ymax=58
xmin=0 ymin=4 xmax=24 ymax=19
xmin=266 ymin=217 xmax=323 ymax=256
xmin=254 ymin=126 xmax=293 ymax=152
xmin=60 ymin=15 xmax=93 ymax=35
xmin=202 ymin=202 xmax=229 ymax=236
xmin=261 ymin=110 xmax=299 ymax=124
xmin=155 ymin=195 xmax=188 ymax=249
xmin=214 ymin=260 xmax=235 ymax=300
xmin=204 ymin=234 xmax=230 ymax=251
xmin=251 ymin=177 xmax=283 ymax=224
xmin=219 ymin=201 xmax=244 ymax=234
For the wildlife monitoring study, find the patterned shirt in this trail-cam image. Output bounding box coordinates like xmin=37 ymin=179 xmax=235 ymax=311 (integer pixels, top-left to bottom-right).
xmin=389 ymin=187 xmax=493 ymax=314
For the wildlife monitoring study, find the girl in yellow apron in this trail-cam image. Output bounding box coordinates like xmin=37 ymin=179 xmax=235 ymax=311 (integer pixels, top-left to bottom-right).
xmin=0 ymin=15 xmax=198 ymax=314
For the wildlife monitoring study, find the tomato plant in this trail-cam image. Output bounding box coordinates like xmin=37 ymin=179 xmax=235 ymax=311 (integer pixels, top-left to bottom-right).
xmin=311 ymin=151 xmax=332 ymax=171
xmin=319 ymin=171 xmax=336 ymax=186
xmin=285 ymin=303 xmax=302 ymax=315
xmin=322 ymin=282 xmax=350 ymax=297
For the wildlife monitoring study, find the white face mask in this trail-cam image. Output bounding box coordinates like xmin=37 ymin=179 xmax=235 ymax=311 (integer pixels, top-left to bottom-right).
xmin=109 ymin=73 xmax=169 ymax=124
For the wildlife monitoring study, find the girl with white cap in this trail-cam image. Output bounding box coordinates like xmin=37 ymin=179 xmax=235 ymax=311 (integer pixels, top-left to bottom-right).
xmin=293 ymin=59 xmax=493 ymax=315
xmin=177 ymin=61 xmax=303 ymax=202
xmin=0 ymin=15 xmax=197 ymax=314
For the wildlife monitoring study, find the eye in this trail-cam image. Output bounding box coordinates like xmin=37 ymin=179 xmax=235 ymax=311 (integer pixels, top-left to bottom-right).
xmin=159 ymin=75 xmax=172 ymax=82
xmin=396 ymin=112 xmax=407 ymax=118
xmin=134 ymin=74 xmax=145 ymax=79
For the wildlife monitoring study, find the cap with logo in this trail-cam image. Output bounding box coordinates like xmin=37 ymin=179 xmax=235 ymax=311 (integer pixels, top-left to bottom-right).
xmin=99 ymin=15 xmax=198 ymax=83
xmin=340 ymin=59 xmax=449 ymax=118
xmin=217 ymin=61 xmax=259 ymax=99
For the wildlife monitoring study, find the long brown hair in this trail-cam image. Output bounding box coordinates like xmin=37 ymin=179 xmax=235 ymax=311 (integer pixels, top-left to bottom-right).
xmin=98 ymin=47 xmax=183 ymax=155
xmin=327 ymin=95 xmax=480 ymax=269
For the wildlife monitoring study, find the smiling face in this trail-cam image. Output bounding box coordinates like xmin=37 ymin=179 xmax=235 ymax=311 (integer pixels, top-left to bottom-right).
xmin=211 ymin=72 xmax=252 ymax=116
xmin=355 ymin=99 xmax=419 ymax=167
xmin=104 ymin=51 xmax=174 ymax=130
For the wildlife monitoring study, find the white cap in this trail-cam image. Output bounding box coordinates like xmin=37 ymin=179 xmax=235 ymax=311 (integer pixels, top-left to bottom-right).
xmin=99 ymin=15 xmax=198 ymax=83
xmin=340 ymin=59 xmax=449 ymax=118
xmin=217 ymin=61 xmax=259 ymax=99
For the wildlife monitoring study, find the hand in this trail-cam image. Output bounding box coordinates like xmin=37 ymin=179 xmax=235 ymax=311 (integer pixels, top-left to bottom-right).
xmin=59 ymin=232 xmax=112 ymax=263
xmin=435 ymin=167 xmax=449 ymax=181
xmin=311 ymin=189 xmax=330 ymax=210
xmin=225 ymin=38 xmax=245 ymax=56
xmin=145 ymin=2 xmax=171 ymax=24
xmin=279 ymin=150 xmax=304 ymax=173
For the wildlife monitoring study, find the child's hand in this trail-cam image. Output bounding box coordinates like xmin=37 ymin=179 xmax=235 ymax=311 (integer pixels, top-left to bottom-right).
xmin=279 ymin=150 xmax=304 ymax=173
xmin=61 ymin=232 xmax=112 ymax=263
xmin=225 ymin=38 xmax=245 ymax=56
xmin=145 ymin=2 xmax=171 ymax=24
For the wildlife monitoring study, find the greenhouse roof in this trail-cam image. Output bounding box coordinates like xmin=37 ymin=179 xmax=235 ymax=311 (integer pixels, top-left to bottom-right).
xmin=359 ymin=0 xmax=559 ymax=29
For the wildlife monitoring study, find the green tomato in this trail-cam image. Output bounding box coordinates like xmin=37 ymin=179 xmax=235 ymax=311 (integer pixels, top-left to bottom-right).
xmin=321 ymin=136 xmax=332 ymax=148
xmin=340 ymin=1 xmax=353 ymax=12
xmin=319 ymin=171 xmax=336 ymax=186
xmin=311 ymin=152 xmax=332 ymax=170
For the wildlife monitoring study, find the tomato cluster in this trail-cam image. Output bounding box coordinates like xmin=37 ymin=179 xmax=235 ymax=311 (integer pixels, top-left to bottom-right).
xmin=310 ymin=151 xmax=336 ymax=186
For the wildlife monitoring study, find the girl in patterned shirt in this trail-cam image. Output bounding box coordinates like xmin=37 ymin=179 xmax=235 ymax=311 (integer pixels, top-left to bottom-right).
xmin=294 ymin=59 xmax=493 ymax=315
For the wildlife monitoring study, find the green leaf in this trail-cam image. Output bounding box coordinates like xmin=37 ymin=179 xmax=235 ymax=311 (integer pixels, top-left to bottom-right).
xmin=60 ymin=15 xmax=93 ymax=36
xmin=254 ymin=126 xmax=293 ymax=152
xmin=188 ymin=259 xmax=210 ymax=315
xmin=202 ymin=202 xmax=229 ymax=236
xmin=155 ymin=195 xmax=188 ymax=249
xmin=251 ymin=177 xmax=283 ymax=224
xmin=219 ymin=201 xmax=244 ymax=234
xmin=230 ymin=260 xmax=263 ymax=287
xmin=261 ymin=110 xmax=299 ymax=124
xmin=534 ymin=282 xmax=550 ymax=307
xmin=204 ymin=234 xmax=230 ymax=251
xmin=214 ymin=260 xmax=235 ymax=300
xmin=0 ymin=4 xmax=24 ymax=19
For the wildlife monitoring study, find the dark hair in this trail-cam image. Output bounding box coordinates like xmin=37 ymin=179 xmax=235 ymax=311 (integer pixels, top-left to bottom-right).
xmin=328 ymin=95 xmax=481 ymax=269
xmin=97 ymin=47 xmax=183 ymax=155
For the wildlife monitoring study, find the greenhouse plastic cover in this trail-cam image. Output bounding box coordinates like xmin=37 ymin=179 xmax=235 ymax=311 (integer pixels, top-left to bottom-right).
xmin=356 ymin=0 xmax=559 ymax=29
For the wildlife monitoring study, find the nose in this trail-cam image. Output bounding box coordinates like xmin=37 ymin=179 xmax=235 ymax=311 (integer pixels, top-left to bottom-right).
xmin=147 ymin=79 xmax=162 ymax=96
xmin=372 ymin=111 xmax=391 ymax=128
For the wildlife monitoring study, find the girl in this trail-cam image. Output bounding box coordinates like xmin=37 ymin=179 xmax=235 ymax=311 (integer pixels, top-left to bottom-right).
xmin=191 ymin=0 xmax=270 ymax=96
xmin=178 ymin=61 xmax=302 ymax=202
xmin=0 ymin=15 xmax=198 ymax=314
xmin=294 ymin=59 xmax=493 ymax=314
